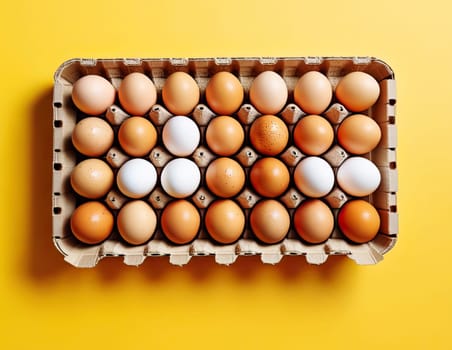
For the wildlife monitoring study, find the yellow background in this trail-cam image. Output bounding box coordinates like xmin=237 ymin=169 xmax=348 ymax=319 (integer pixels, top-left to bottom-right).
xmin=0 ymin=0 xmax=451 ymax=348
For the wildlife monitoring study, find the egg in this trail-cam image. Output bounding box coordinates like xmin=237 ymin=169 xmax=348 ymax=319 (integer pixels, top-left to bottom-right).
xmin=206 ymin=116 xmax=244 ymax=156
xmin=205 ymin=71 xmax=244 ymax=115
xmin=249 ymin=71 xmax=288 ymax=114
xmin=117 ymin=200 xmax=157 ymax=245
xmin=293 ymin=199 xmax=334 ymax=244
xmin=294 ymin=157 xmax=335 ymax=198
xmin=337 ymin=157 xmax=381 ymax=197
xmin=205 ymin=199 xmax=245 ymax=244
xmin=162 ymin=116 xmax=200 ymax=156
xmin=162 ymin=72 xmax=200 ymax=115
xmin=118 ymin=116 xmax=157 ymax=156
xmin=338 ymin=199 xmax=380 ymax=243
xmin=118 ymin=72 xmax=157 ymax=115
xmin=293 ymin=115 xmax=334 ymax=155
xmin=250 ymin=199 xmax=290 ymax=244
xmin=250 ymin=157 xmax=290 ymax=197
xmin=335 ymin=71 xmax=380 ymax=112
xmin=70 ymin=159 xmax=114 ymax=199
xmin=70 ymin=201 xmax=114 ymax=244
xmin=337 ymin=114 xmax=382 ymax=154
xmin=72 ymin=117 xmax=114 ymax=157
xmin=117 ymin=158 xmax=157 ymax=198
xmin=160 ymin=158 xmax=201 ymax=198
xmin=161 ymin=200 xmax=200 ymax=244
xmin=249 ymin=115 xmax=289 ymax=155
xmin=71 ymin=75 xmax=116 ymax=115
xmin=294 ymin=71 xmax=332 ymax=114
xmin=205 ymin=158 xmax=245 ymax=198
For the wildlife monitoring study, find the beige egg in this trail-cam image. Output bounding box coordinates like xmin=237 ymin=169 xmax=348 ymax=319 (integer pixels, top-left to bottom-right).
xmin=72 ymin=75 xmax=116 ymax=115
xmin=249 ymin=71 xmax=288 ymax=114
xmin=72 ymin=117 xmax=114 ymax=157
xmin=118 ymin=72 xmax=157 ymax=115
xmin=117 ymin=200 xmax=157 ymax=245
xmin=250 ymin=200 xmax=290 ymax=244
xmin=162 ymin=72 xmax=200 ymax=115
xmin=335 ymin=71 xmax=380 ymax=112
xmin=293 ymin=199 xmax=334 ymax=244
xmin=294 ymin=71 xmax=332 ymax=114
xmin=70 ymin=159 xmax=114 ymax=199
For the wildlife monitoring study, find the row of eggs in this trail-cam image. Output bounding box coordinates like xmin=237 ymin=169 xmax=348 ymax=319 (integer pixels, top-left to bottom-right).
xmin=71 ymin=156 xmax=381 ymax=201
xmin=71 ymin=198 xmax=380 ymax=248
xmin=73 ymin=112 xmax=381 ymax=159
xmin=72 ymin=69 xmax=380 ymax=119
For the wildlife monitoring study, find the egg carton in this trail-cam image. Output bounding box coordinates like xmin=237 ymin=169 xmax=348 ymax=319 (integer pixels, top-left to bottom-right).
xmin=52 ymin=57 xmax=397 ymax=267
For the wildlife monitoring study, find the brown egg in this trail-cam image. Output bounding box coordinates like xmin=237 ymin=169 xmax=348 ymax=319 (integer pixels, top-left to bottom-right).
xmin=337 ymin=114 xmax=382 ymax=154
xmin=249 ymin=115 xmax=289 ymax=155
xmin=70 ymin=159 xmax=114 ymax=199
xmin=205 ymin=200 xmax=245 ymax=244
xmin=161 ymin=200 xmax=200 ymax=245
xmin=293 ymin=199 xmax=334 ymax=244
xmin=70 ymin=201 xmax=114 ymax=244
xmin=206 ymin=158 xmax=245 ymax=198
xmin=338 ymin=200 xmax=380 ymax=243
xmin=294 ymin=71 xmax=332 ymax=114
xmin=118 ymin=116 xmax=158 ymax=156
xmin=205 ymin=116 xmax=244 ymax=156
xmin=162 ymin=71 xmax=200 ymax=115
xmin=250 ymin=157 xmax=290 ymax=197
xmin=72 ymin=117 xmax=114 ymax=157
xmin=71 ymin=75 xmax=116 ymax=115
xmin=249 ymin=71 xmax=288 ymax=114
xmin=293 ymin=115 xmax=334 ymax=155
xmin=335 ymin=71 xmax=380 ymax=112
xmin=117 ymin=200 xmax=157 ymax=245
xmin=250 ymin=200 xmax=290 ymax=244
xmin=118 ymin=72 xmax=157 ymax=115
xmin=205 ymin=71 xmax=244 ymax=115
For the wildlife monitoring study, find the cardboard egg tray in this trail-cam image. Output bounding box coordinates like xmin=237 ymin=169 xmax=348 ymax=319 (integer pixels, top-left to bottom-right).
xmin=52 ymin=57 xmax=397 ymax=267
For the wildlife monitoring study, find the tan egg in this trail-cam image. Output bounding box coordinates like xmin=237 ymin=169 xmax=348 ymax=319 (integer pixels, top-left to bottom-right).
xmin=71 ymin=75 xmax=116 ymax=115
xmin=250 ymin=200 xmax=290 ymax=244
xmin=293 ymin=199 xmax=334 ymax=244
xmin=205 ymin=71 xmax=244 ymax=115
xmin=118 ymin=116 xmax=158 ymax=156
xmin=70 ymin=201 xmax=114 ymax=244
xmin=162 ymin=72 xmax=200 ymax=115
xmin=70 ymin=159 xmax=114 ymax=199
xmin=118 ymin=72 xmax=157 ymax=115
xmin=206 ymin=116 xmax=244 ymax=156
xmin=338 ymin=200 xmax=380 ymax=243
xmin=293 ymin=115 xmax=334 ymax=155
xmin=294 ymin=71 xmax=332 ymax=114
xmin=335 ymin=71 xmax=380 ymax=112
xmin=337 ymin=114 xmax=382 ymax=154
xmin=161 ymin=200 xmax=200 ymax=245
xmin=249 ymin=115 xmax=289 ymax=155
xmin=72 ymin=117 xmax=114 ymax=156
xmin=250 ymin=157 xmax=290 ymax=197
xmin=117 ymin=200 xmax=157 ymax=245
xmin=249 ymin=71 xmax=288 ymax=114
xmin=205 ymin=200 xmax=245 ymax=244
xmin=205 ymin=158 xmax=245 ymax=198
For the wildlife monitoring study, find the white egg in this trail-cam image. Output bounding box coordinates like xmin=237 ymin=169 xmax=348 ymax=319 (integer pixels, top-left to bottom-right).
xmin=337 ymin=157 xmax=381 ymax=196
xmin=162 ymin=116 xmax=200 ymax=156
xmin=117 ymin=158 xmax=157 ymax=198
xmin=161 ymin=158 xmax=201 ymax=198
xmin=294 ymin=157 xmax=335 ymax=198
